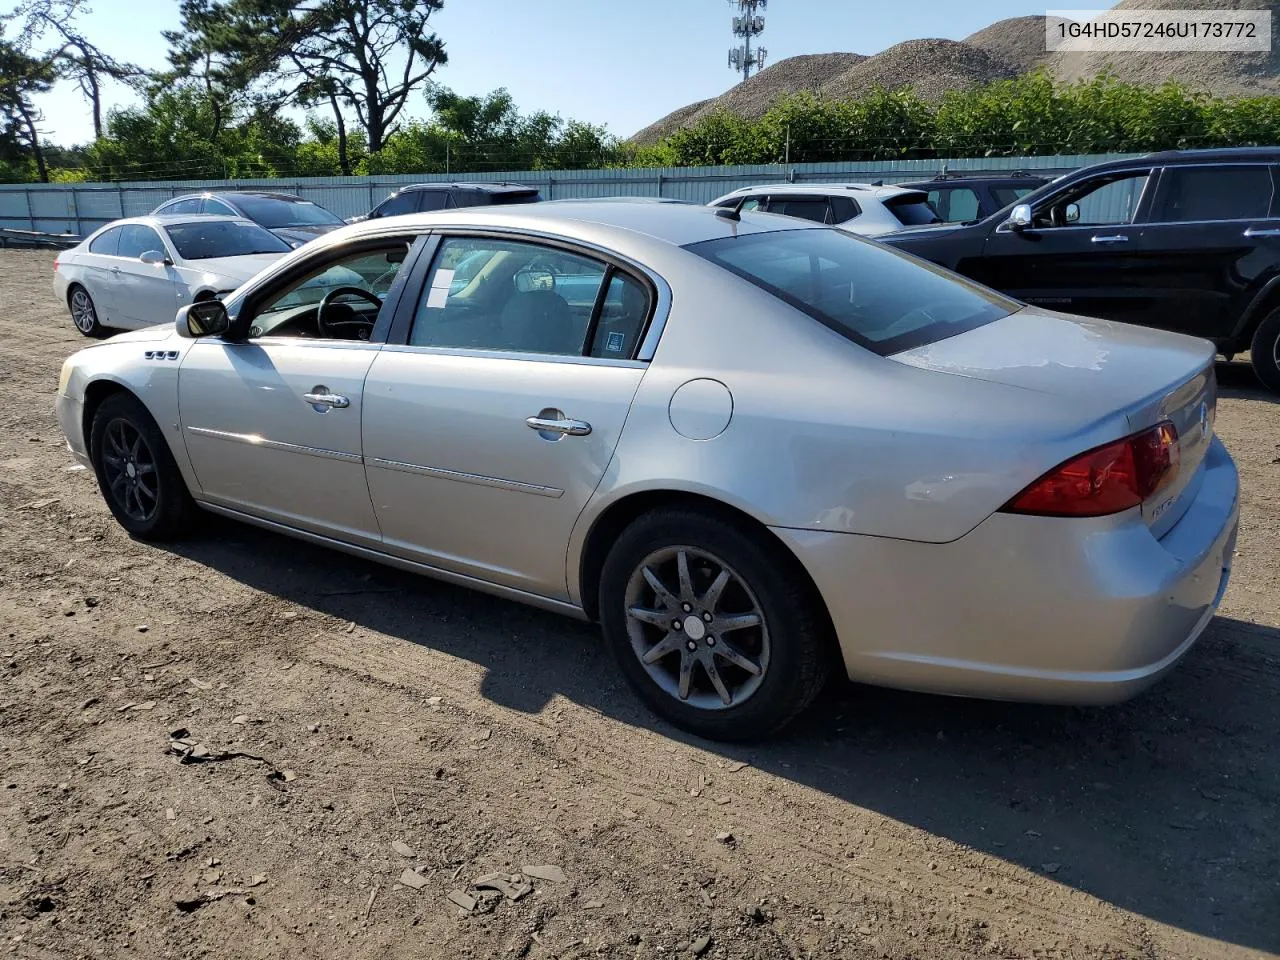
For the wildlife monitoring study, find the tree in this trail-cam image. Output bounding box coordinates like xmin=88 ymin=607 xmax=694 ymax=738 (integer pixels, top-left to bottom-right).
xmin=167 ymin=0 xmax=447 ymax=173
xmin=0 ymin=30 xmax=56 ymax=181
xmin=11 ymin=0 xmax=143 ymax=140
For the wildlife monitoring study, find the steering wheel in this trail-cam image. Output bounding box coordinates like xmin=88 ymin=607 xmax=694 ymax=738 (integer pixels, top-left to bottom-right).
xmin=317 ymin=286 xmax=382 ymax=339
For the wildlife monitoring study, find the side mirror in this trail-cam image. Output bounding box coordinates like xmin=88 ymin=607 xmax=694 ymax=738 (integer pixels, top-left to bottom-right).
xmin=514 ymin=269 xmax=555 ymax=294
xmin=1064 ymin=202 xmax=1080 ymax=224
xmin=1006 ymin=203 xmax=1033 ymax=232
xmin=176 ymin=299 xmax=231 ymax=338
xmin=140 ymin=249 xmax=171 ymax=266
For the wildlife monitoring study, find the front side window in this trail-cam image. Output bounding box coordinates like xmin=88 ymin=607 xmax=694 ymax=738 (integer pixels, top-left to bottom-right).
xmin=991 ymin=185 xmax=1037 ymax=209
xmin=231 ymin=195 xmax=344 ymax=227
xmin=117 ymin=224 xmax=166 ymax=259
xmin=163 ymin=221 xmax=290 ymax=260
xmin=766 ymin=197 xmax=830 ymax=223
xmin=1151 ymin=165 xmax=1275 ymax=223
xmin=204 ymin=199 xmax=239 ymax=217
xmin=1037 ymin=170 xmax=1150 ymax=228
xmin=88 ymin=227 xmax=121 ymax=255
xmin=410 ymin=236 xmax=614 ymax=356
xmin=374 ymin=192 xmax=419 ymax=218
xmin=687 ymin=228 xmax=1016 ymax=356
xmin=246 ymin=243 xmax=412 ymax=339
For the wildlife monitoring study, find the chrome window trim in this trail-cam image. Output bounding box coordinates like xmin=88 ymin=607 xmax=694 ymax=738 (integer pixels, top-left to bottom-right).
xmin=231 ymin=337 xmax=385 ymax=352
xmin=368 ymin=457 xmax=565 ymax=498
xmin=378 ymin=342 xmax=646 ymax=368
xmin=185 ymin=426 xmax=362 ymax=463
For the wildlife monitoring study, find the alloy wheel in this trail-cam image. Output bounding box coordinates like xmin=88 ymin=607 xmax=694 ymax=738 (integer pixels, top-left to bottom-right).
xmin=70 ymin=290 xmax=97 ymax=333
xmin=623 ymin=546 xmax=770 ymax=711
xmin=99 ymin=418 xmax=159 ymax=522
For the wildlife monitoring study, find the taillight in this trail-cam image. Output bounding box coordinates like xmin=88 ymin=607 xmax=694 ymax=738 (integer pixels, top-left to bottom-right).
xmin=1001 ymin=421 xmax=1179 ymax=518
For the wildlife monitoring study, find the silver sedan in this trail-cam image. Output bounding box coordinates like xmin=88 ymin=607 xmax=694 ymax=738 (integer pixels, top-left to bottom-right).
xmin=54 ymin=201 xmax=1240 ymax=740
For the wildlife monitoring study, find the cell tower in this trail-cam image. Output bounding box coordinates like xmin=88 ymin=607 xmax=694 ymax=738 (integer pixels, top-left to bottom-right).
xmin=727 ymin=0 xmax=767 ymax=84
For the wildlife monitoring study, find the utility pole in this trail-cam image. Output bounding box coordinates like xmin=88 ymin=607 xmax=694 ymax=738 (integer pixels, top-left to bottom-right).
xmin=727 ymin=0 xmax=768 ymax=84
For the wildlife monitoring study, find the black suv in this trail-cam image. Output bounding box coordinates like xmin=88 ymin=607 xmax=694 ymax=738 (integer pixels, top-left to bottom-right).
xmin=899 ymin=172 xmax=1048 ymax=223
xmin=358 ymin=182 xmax=542 ymax=221
xmin=882 ymin=148 xmax=1280 ymax=392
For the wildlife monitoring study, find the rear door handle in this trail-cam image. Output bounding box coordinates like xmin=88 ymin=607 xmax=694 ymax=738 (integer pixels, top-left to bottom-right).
xmin=1243 ymin=226 xmax=1280 ymax=238
xmin=526 ymin=415 xmax=592 ymax=437
xmin=1090 ymin=234 xmax=1130 ymax=244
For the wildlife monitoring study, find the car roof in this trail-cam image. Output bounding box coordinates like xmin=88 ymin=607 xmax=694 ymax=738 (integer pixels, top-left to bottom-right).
xmin=397 ymin=181 xmax=538 ymax=194
xmin=901 ymin=173 xmax=1048 ymax=186
xmin=93 ymin=214 xmax=257 ymax=231
xmin=720 ymin=182 xmax=923 ymax=200
xmin=329 ymin=200 xmax=823 ymax=250
xmin=162 ymin=191 xmax=307 ymax=203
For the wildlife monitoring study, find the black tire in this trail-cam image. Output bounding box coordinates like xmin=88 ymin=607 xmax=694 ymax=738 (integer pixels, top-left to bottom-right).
xmin=68 ymin=284 xmax=107 ymax=338
xmin=598 ymin=508 xmax=832 ymax=741
xmin=89 ymin=392 xmax=197 ymax=540
xmin=1251 ymin=307 xmax=1280 ymax=394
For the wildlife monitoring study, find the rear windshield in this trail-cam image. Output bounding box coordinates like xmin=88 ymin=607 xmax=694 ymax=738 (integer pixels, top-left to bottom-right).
xmin=488 ymin=190 xmax=541 ymax=205
xmin=230 ymin=195 xmax=344 ymax=228
xmin=164 ymin=221 xmax=290 ymax=260
xmin=686 ymin=228 xmax=1016 ymax=355
xmin=884 ymin=193 xmax=943 ymax=226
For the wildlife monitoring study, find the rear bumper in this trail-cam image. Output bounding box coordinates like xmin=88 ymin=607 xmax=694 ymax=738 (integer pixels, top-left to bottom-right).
xmin=773 ymin=436 xmax=1240 ymax=704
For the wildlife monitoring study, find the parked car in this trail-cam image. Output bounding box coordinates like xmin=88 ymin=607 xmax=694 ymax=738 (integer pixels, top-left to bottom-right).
xmin=899 ymin=171 xmax=1049 ymax=223
xmin=350 ymin=182 xmax=543 ymax=223
xmin=152 ymin=192 xmax=346 ymax=248
xmin=880 ymin=147 xmax=1280 ymax=392
xmin=55 ymin=202 xmax=1238 ymax=740
xmin=54 ymin=215 xmax=290 ymax=337
xmin=708 ymin=183 xmax=942 ymax=236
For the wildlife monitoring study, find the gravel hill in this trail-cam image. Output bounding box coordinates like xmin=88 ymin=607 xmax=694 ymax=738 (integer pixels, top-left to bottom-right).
xmin=632 ymin=0 xmax=1280 ymax=144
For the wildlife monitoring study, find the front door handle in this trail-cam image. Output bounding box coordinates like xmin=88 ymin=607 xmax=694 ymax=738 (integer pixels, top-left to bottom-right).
xmin=303 ymin=389 xmax=350 ymax=409
xmin=1243 ymin=226 xmax=1280 ymax=238
xmin=1090 ymin=234 xmax=1130 ymax=244
xmin=526 ymin=415 xmax=592 ymax=437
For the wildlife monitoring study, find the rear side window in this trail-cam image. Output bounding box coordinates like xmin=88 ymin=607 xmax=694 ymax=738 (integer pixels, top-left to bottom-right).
xmin=1152 ymin=165 xmax=1275 ymax=223
xmin=88 ymin=227 xmax=121 ymax=255
xmin=930 ymin=187 xmax=980 ymax=223
xmin=589 ymin=271 xmax=651 ymax=358
xmin=687 ymin=228 xmax=1015 ymax=356
xmin=160 ymin=198 xmax=203 ymax=215
xmin=489 ymin=190 xmax=541 ymax=205
xmin=766 ymin=197 xmax=830 ymax=223
xmin=829 ymin=196 xmax=860 ymax=224
xmin=991 ymin=185 xmax=1037 ymax=208
xmin=417 ymin=191 xmax=450 ymax=212
xmin=884 ymin=194 xmax=942 ymax=226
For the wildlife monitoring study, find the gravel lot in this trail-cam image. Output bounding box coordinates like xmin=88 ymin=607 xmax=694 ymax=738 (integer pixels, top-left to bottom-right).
xmin=2 ymin=248 xmax=1279 ymax=960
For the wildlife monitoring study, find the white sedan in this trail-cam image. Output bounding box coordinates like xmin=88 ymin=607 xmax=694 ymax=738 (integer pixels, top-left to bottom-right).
xmin=54 ymin=215 xmax=291 ymax=337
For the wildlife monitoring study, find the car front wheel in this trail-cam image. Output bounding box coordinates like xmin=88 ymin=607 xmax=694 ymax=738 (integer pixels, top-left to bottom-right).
xmin=89 ymin=392 xmax=197 ymax=540
xmin=599 ymin=508 xmax=831 ymax=740
xmin=1251 ymin=307 xmax=1280 ymax=394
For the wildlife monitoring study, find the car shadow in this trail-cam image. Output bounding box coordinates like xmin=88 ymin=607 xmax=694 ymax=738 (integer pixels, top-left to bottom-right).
xmin=160 ymin=522 xmax=1280 ymax=954
xmin=1216 ymin=357 xmax=1278 ymax=404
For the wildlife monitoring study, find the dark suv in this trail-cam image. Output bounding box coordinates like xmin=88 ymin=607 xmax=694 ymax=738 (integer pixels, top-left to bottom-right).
xmin=899 ymin=172 xmax=1048 ymax=223
xmin=882 ymin=148 xmax=1280 ymax=392
xmin=357 ymin=182 xmax=542 ymax=222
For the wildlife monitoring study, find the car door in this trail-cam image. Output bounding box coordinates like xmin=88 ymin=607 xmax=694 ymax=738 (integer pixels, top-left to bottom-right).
xmin=177 ymin=235 xmax=423 ymax=544
xmin=77 ymin=226 xmax=125 ymax=322
xmin=362 ymin=233 xmax=656 ymax=600
xmin=1133 ymin=163 xmax=1280 ymax=341
xmin=970 ymin=167 xmax=1155 ymax=323
xmin=110 ymin=224 xmax=184 ymax=328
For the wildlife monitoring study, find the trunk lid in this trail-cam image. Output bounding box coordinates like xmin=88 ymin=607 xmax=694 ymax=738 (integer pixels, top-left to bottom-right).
xmin=890 ymin=307 xmax=1217 ymax=535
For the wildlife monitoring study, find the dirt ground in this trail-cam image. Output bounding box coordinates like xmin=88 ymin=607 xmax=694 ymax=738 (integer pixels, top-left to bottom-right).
xmin=1 ymin=248 xmax=1278 ymax=960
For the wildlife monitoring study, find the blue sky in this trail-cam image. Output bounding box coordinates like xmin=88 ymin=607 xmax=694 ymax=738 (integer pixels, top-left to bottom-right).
xmin=34 ymin=0 xmax=1056 ymax=146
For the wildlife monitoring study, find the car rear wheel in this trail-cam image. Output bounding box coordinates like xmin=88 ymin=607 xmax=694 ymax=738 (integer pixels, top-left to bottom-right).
xmin=89 ymin=393 xmax=197 ymax=540
xmin=1251 ymin=307 xmax=1280 ymax=394
xmin=68 ymin=285 xmax=106 ymax=338
xmin=598 ymin=508 xmax=831 ymax=740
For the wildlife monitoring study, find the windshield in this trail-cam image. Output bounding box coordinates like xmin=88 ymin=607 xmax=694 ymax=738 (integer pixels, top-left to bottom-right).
xmin=164 ymin=221 xmax=290 ymax=260
xmin=686 ymin=228 xmax=1016 ymax=355
xmin=231 ymin=195 xmax=344 ymax=228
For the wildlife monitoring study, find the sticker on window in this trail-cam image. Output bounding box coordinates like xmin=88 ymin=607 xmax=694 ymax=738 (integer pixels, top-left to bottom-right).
xmin=425 ymin=268 xmax=455 ymax=309
xmin=605 ymin=331 xmax=626 ymax=353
